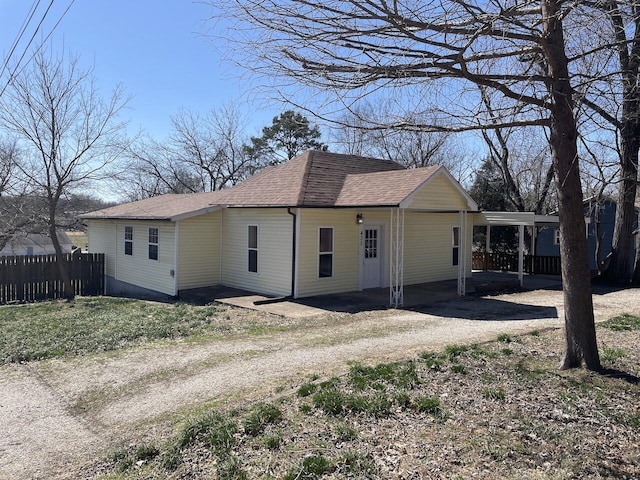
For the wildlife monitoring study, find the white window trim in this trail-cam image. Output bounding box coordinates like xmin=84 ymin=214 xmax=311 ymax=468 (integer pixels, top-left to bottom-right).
xmin=148 ymin=227 xmax=159 ymax=261
xmin=318 ymin=226 xmax=334 ymax=279
xmin=554 ymin=228 xmax=561 ymax=246
xmin=248 ymin=224 xmax=259 ymax=274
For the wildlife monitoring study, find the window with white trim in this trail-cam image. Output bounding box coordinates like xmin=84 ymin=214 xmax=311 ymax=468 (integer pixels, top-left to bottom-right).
xmin=148 ymin=227 xmax=159 ymax=260
xmin=319 ymin=227 xmax=333 ymax=278
xmin=452 ymin=226 xmax=460 ymax=266
xmin=554 ymin=228 xmax=560 ymax=246
xmin=248 ymin=225 xmax=258 ymax=273
xmin=124 ymin=226 xmax=133 ymax=256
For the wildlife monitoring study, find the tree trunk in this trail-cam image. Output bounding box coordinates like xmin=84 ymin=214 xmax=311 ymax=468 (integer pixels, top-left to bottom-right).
xmin=541 ymin=0 xmax=601 ymax=370
xmin=602 ymin=119 xmax=639 ymax=284
xmin=49 ymin=205 xmax=75 ymax=300
xmin=634 ymin=229 xmax=640 ymax=284
xmin=604 ymin=0 xmax=640 ymax=286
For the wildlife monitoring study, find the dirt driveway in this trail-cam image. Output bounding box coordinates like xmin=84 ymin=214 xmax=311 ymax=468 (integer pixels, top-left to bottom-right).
xmin=1 ymin=287 xmax=638 ymax=480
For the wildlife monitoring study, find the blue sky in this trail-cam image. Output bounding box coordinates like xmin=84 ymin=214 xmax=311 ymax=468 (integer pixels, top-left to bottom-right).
xmin=0 ymin=0 xmax=277 ymax=139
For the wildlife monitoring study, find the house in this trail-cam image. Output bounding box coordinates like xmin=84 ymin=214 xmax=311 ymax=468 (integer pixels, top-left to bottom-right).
xmin=82 ymin=151 xmax=487 ymax=305
xmin=536 ymin=196 xmax=639 ymax=274
xmin=0 ymin=231 xmax=74 ymax=257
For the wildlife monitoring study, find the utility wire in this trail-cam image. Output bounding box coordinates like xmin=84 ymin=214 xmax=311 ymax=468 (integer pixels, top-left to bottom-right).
xmin=0 ymin=0 xmax=43 ymax=81
xmin=0 ymin=0 xmax=75 ymax=99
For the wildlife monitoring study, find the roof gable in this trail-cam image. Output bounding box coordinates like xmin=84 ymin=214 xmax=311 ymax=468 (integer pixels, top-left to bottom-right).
xmin=400 ymin=168 xmax=478 ymax=211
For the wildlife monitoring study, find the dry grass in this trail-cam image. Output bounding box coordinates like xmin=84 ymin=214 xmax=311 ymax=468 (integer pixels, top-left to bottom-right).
xmin=93 ymin=316 xmax=640 ymax=480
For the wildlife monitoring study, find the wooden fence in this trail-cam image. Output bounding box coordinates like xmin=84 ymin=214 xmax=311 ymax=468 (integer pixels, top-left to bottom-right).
xmin=0 ymin=253 xmax=104 ymax=304
xmin=472 ymin=252 xmax=562 ymax=276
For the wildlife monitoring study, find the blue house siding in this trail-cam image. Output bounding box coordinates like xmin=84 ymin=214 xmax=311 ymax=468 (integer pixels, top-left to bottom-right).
xmin=535 ymin=199 xmax=638 ymax=273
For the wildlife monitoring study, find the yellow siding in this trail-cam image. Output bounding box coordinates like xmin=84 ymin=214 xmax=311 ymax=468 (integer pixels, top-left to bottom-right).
xmin=177 ymin=211 xmax=221 ymax=290
xmin=115 ymin=220 xmax=176 ymax=296
xmin=403 ymin=212 xmax=473 ymax=284
xmin=221 ymin=208 xmax=292 ymax=296
xmin=87 ymin=219 xmax=116 ymax=277
xmin=406 ymin=174 xmax=469 ymax=210
xmin=297 ymin=209 xmax=360 ymax=297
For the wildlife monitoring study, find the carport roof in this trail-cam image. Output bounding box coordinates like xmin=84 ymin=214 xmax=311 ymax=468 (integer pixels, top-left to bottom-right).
xmin=474 ymin=211 xmax=559 ymax=226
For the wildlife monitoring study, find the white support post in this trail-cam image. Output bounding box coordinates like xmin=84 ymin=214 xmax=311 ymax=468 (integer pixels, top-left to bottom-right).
xmin=389 ymin=208 xmax=404 ymax=308
xmin=458 ymin=210 xmax=467 ymax=296
xmin=486 ymin=225 xmax=492 ymax=253
xmin=518 ymin=224 xmax=524 ymax=287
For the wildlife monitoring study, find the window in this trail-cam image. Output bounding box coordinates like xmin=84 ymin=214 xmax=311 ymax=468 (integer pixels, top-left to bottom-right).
xmin=148 ymin=227 xmax=159 ymax=260
xmin=364 ymin=228 xmax=378 ymax=259
xmin=319 ymin=227 xmax=333 ymax=278
xmin=248 ymin=225 xmax=258 ymax=273
xmin=124 ymin=226 xmax=133 ymax=256
xmin=452 ymin=226 xmax=460 ymax=266
xmin=554 ymin=228 xmax=560 ymax=246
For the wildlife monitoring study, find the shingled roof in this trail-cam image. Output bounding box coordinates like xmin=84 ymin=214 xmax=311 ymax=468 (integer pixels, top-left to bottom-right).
xmin=82 ymin=151 xmax=451 ymax=220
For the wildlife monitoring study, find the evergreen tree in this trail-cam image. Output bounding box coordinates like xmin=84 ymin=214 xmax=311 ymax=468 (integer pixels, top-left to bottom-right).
xmin=244 ymin=110 xmax=327 ymax=166
xmin=470 ymin=157 xmax=517 ymax=253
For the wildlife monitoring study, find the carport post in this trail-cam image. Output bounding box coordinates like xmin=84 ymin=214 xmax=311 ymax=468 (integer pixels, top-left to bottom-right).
xmin=486 ymin=225 xmax=491 ymax=253
xmin=518 ymin=224 xmax=524 ymax=287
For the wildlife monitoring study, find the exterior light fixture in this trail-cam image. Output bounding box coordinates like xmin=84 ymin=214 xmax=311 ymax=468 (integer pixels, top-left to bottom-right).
xmin=356 ymin=213 xmax=364 ymax=224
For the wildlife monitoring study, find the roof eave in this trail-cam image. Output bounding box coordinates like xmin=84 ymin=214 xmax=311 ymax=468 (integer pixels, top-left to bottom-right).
xmin=170 ymin=205 xmax=224 ymax=221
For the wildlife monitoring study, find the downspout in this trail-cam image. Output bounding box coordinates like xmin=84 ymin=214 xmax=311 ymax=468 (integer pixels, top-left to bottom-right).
xmin=173 ymin=221 xmax=179 ymax=297
xmin=253 ymin=207 xmax=297 ymax=305
xmin=287 ymin=207 xmax=297 ymax=297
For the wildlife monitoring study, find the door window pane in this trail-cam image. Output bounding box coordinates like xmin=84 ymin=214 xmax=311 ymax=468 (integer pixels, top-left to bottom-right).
xmin=365 ymin=229 xmax=378 ymax=258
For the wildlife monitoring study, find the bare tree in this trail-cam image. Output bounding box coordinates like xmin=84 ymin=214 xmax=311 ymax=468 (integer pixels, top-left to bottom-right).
xmin=216 ymin=0 xmax=604 ymax=369
xmin=0 ymin=50 xmax=128 ymax=299
xmin=0 ymin=136 xmax=26 ymax=250
xmin=121 ymin=104 xmax=252 ymax=200
xmin=332 ymin=101 xmax=466 ymax=175
xmin=574 ymin=0 xmax=640 ymax=284
xmin=479 ymin=91 xmax=556 ymax=215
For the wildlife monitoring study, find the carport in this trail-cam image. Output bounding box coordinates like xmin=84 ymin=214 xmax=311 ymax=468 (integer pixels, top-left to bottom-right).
xmin=473 ymin=212 xmax=560 ymax=286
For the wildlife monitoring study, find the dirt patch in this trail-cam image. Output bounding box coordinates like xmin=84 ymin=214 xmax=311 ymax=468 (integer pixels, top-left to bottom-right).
xmin=0 ymin=287 xmax=638 ymax=479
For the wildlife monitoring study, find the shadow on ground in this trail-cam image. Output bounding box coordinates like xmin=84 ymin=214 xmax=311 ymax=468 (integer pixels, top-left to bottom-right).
xmin=408 ymin=295 xmax=559 ymax=321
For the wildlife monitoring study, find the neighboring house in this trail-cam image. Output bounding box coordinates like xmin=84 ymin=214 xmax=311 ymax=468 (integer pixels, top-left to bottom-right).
xmin=82 ymin=151 xmax=480 ymax=305
xmin=536 ymin=196 xmax=639 ymax=273
xmin=0 ymin=232 xmax=73 ymax=256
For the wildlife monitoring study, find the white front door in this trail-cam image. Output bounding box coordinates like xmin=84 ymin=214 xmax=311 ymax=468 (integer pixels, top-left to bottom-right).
xmin=362 ymin=226 xmax=382 ymax=289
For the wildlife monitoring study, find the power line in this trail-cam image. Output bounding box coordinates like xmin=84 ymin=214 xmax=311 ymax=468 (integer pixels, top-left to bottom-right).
xmin=0 ymin=0 xmax=76 ymax=99
xmin=0 ymin=0 xmax=43 ymax=81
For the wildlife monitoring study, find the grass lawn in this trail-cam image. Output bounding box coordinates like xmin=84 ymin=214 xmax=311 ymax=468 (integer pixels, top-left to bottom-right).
xmin=0 ymin=297 xmax=257 ymax=363
xmin=96 ymin=314 xmax=640 ymax=480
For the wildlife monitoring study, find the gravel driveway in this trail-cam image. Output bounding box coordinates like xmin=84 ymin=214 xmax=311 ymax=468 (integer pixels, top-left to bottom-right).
xmin=1 ymin=287 xmax=638 ymax=480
